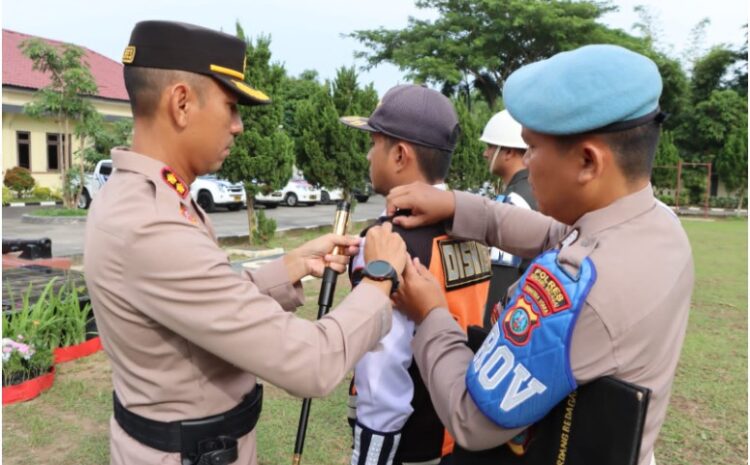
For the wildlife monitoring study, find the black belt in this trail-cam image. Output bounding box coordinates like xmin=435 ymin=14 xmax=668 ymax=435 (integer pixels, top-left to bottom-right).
xmin=113 ymin=384 xmax=262 ymax=464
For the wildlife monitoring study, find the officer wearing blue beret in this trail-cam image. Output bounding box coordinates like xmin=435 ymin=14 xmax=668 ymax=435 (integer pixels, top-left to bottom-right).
xmin=384 ymin=44 xmax=694 ymax=465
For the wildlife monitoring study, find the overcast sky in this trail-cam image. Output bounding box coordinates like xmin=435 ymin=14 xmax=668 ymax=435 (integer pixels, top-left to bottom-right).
xmin=2 ymin=0 xmax=747 ymax=95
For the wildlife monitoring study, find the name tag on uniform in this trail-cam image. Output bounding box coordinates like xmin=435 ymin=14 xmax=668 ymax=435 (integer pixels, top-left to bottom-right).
xmin=438 ymin=239 xmax=492 ymax=290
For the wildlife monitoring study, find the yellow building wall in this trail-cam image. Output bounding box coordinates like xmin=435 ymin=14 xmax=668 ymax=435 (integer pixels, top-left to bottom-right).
xmin=2 ymin=87 xmax=131 ymax=190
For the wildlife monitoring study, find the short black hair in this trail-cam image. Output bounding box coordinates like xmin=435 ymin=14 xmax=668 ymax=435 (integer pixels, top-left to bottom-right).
xmin=383 ymin=135 xmax=453 ymax=183
xmin=598 ymin=122 xmax=661 ymax=181
xmin=123 ymin=67 xmax=207 ymax=117
xmin=556 ymin=122 xmax=661 ymax=182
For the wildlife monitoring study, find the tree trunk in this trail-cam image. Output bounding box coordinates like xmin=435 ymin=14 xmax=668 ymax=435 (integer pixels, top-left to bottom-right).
xmin=63 ymin=118 xmax=72 ymax=208
xmin=73 ymin=133 xmax=86 ymax=209
xmin=245 ymin=186 xmax=257 ymax=245
xmin=736 ymin=188 xmax=746 ymax=216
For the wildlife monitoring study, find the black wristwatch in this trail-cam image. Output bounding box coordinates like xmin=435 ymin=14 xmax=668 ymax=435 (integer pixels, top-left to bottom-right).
xmin=362 ymin=260 xmax=399 ymax=293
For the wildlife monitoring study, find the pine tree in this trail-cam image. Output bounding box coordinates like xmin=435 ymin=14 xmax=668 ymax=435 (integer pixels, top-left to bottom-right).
xmin=218 ymin=23 xmax=295 ymax=241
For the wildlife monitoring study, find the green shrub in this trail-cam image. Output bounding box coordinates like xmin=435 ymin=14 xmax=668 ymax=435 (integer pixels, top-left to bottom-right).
xmin=657 ymin=191 xmax=690 ymax=206
xmin=709 ymin=196 xmax=748 ymax=209
xmin=252 ymin=210 xmax=277 ymax=245
xmin=31 ymin=207 xmax=87 ymax=217
xmin=32 ymin=186 xmax=56 ymax=200
xmin=4 ymin=167 xmax=36 ymax=198
xmin=2 ymin=186 xmax=13 ymax=204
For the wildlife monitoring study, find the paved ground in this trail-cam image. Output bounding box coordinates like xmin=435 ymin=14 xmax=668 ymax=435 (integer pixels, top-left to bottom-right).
xmin=2 ymin=197 xmax=386 ymax=257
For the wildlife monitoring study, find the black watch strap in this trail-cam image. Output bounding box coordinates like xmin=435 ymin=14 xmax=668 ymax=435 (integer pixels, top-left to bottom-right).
xmin=362 ymin=260 xmax=399 ymax=293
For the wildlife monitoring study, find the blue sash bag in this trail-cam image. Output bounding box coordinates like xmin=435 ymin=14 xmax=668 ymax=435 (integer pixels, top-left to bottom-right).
xmin=466 ymin=250 xmax=597 ymax=428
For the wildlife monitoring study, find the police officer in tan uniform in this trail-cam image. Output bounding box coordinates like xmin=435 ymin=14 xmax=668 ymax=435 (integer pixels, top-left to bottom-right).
xmin=385 ymin=45 xmax=694 ymax=465
xmin=84 ymin=21 xmax=407 ymax=465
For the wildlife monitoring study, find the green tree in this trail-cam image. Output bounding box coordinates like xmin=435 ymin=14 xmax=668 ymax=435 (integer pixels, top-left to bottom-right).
xmin=447 ymin=98 xmax=492 ymax=190
xmin=675 ymin=89 xmax=747 ymax=204
xmin=293 ymin=67 xmax=377 ymax=197
xmin=20 ymin=38 xmax=98 ymax=208
xmin=78 ymin=114 xmax=132 ymax=169
xmin=350 ymin=0 xmax=630 ymax=109
xmin=690 ymin=46 xmax=738 ymax=104
xmin=651 ymin=131 xmax=681 ymax=191
xmin=711 ymin=98 xmax=748 ymax=210
xmin=279 ymin=70 xmax=323 ymax=139
xmin=730 ymin=25 xmax=747 ymax=97
xmin=219 ymin=23 xmax=295 ymax=242
xmin=715 ymin=125 xmax=748 ymax=210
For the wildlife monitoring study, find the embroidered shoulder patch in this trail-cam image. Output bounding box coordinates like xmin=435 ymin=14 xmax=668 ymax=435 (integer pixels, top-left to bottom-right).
xmin=502 ymin=295 xmax=540 ymax=346
xmin=438 ymin=239 xmax=492 ymax=290
xmin=522 ymin=264 xmax=571 ymax=316
xmin=161 ymin=167 xmax=189 ymax=199
xmin=179 ymin=204 xmax=198 ymax=224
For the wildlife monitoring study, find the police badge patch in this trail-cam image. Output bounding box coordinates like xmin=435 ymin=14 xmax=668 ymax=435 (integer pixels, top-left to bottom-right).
xmin=466 ymin=250 xmax=597 ymax=429
xmin=502 ymin=296 xmax=539 ymax=346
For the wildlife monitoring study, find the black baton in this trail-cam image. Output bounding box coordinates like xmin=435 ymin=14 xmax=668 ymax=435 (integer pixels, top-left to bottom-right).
xmin=292 ymin=199 xmax=352 ymax=465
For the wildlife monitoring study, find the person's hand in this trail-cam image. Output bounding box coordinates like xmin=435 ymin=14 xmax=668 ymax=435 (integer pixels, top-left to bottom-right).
xmin=386 ymin=182 xmax=456 ymax=229
xmin=393 ymin=256 xmax=447 ymax=324
xmin=364 ymin=222 xmax=408 ymax=277
xmin=285 ymin=233 xmax=361 ymax=281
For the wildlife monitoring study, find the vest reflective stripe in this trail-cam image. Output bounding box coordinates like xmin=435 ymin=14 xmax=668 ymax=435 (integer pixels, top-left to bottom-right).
xmin=466 ymin=250 xmax=597 ymax=428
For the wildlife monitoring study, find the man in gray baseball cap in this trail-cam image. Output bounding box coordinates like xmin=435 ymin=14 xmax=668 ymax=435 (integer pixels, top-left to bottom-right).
xmin=340 ymin=84 xmax=460 ymax=195
xmin=340 ymin=85 xmax=492 ymax=465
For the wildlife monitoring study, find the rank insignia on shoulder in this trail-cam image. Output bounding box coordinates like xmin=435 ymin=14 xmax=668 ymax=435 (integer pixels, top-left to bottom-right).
xmin=161 ymin=167 xmax=189 ymax=199
xmin=438 ymin=239 xmax=492 ymax=290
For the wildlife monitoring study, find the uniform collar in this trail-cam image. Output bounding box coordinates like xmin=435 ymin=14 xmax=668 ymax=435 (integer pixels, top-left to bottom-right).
xmin=573 ymin=183 xmax=655 ymax=237
xmin=380 ymin=182 xmax=448 ymax=217
xmin=506 ymin=169 xmax=528 ymax=188
xmin=111 ymin=147 xmax=191 ymax=200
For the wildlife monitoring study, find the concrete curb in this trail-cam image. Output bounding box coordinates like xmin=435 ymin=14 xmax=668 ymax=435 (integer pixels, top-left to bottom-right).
xmin=225 ymin=248 xmax=285 ymax=259
xmin=21 ymin=214 xmax=87 ymax=224
xmin=4 ymin=200 xmax=63 ymax=207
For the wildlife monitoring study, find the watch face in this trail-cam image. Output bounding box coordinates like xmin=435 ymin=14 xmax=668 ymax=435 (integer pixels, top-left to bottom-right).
xmin=367 ymin=260 xmax=392 ymax=278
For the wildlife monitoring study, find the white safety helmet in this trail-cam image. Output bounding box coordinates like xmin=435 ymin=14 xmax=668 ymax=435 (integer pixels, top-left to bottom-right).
xmin=479 ymin=110 xmax=527 ymax=149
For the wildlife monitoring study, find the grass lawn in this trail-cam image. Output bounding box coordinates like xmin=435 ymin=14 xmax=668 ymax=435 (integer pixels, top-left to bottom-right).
xmin=29 ymin=208 xmax=87 ymax=217
xmin=2 ymin=218 xmax=747 ymax=464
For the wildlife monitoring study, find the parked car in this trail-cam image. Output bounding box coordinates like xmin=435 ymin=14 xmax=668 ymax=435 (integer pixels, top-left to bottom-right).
xmin=320 ymin=188 xmax=344 ymax=205
xmin=280 ymin=178 xmax=320 ymax=206
xmin=77 ymin=159 xmax=113 ymax=209
xmin=190 ymin=175 xmax=246 ymax=212
xmin=253 ymin=187 xmax=282 ymax=209
xmin=318 ymin=182 xmax=373 ymax=204
xmin=353 ymin=182 xmax=373 ymax=203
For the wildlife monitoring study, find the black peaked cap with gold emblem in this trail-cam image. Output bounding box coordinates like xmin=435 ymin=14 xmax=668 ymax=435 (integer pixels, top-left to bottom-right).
xmin=122 ymin=20 xmax=270 ymax=106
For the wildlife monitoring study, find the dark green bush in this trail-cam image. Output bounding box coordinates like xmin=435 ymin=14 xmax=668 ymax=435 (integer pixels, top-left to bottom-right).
xmin=709 ymin=196 xmax=747 ymax=209
xmin=252 ymin=210 xmax=277 ymax=245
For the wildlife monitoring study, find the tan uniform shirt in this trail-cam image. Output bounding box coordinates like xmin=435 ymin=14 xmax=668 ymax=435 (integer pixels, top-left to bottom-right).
xmin=412 ymin=185 xmax=693 ymax=465
xmin=84 ymin=148 xmax=392 ymax=465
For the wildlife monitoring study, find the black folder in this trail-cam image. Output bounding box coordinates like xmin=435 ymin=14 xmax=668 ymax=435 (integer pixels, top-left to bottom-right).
xmin=450 ymin=326 xmax=651 ymax=465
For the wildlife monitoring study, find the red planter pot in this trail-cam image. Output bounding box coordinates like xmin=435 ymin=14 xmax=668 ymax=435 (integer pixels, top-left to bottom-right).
xmin=2 ymin=367 xmax=56 ymax=405
xmin=53 ymin=336 xmax=102 ymax=364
